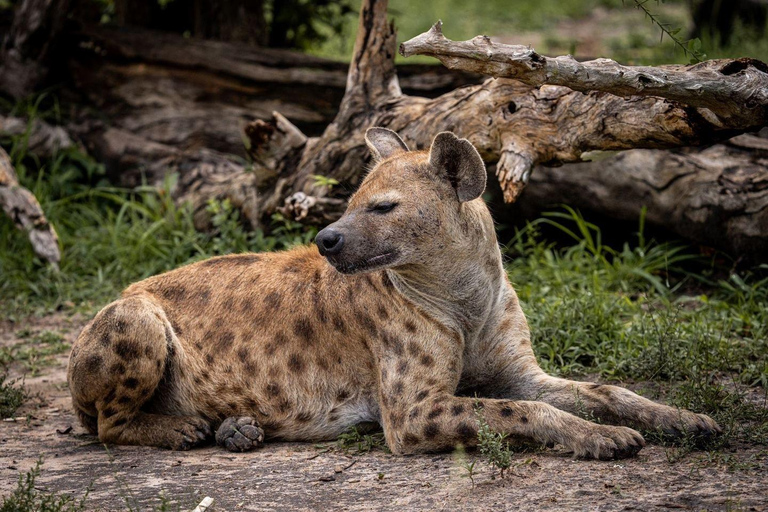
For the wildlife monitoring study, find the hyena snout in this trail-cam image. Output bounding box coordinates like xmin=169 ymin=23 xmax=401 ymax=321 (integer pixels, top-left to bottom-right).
xmin=315 ymin=227 xmax=344 ymax=256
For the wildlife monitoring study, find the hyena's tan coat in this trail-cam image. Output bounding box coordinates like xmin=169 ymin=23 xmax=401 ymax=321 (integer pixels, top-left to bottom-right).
xmin=68 ymin=128 xmax=720 ymax=458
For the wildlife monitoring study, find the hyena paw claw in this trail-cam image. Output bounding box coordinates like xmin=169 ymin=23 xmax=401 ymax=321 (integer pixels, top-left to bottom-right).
xmin=216 ymin=416 xmax=265 ymax=452
xmin=572 ymin=425 xmax=645 ymax=460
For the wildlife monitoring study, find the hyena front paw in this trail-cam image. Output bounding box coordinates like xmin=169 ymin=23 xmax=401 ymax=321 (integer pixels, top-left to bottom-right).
xmin=215 ymin=416 xmax=265 ymax=452
xmin=568 ymin=425 xmax=645 ymax=460
xmin=170 ymin=416 xmax=213 ymax=450
xmin=654 ymin=408 xmax=722 ymax=441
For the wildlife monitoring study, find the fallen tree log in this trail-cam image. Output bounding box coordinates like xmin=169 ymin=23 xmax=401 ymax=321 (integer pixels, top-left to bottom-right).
xmin=0 ymin=146 xmax=60 ymax=267
xmin=3 ymin=0 xmax=768 ymax=260
xmin=399 ymin=21 xmax=768 ymax=201
xmin=515 ymin=132 xmax=768 ymax=258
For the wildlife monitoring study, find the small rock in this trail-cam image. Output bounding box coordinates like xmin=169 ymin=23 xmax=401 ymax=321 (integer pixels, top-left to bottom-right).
xmin=319 ymin=475 xmax=335 ymax=482
xmin=334 ymin=464 xmax=343 ymax=473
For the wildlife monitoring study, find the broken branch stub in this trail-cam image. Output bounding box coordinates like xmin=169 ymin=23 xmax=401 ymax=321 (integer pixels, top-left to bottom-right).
xmin=399 ymin=21 xmax=768 ymax=201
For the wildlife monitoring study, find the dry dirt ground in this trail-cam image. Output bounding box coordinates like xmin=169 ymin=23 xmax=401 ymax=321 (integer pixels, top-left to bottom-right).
xmin=1 ymin=315 xmax=767 ymax=512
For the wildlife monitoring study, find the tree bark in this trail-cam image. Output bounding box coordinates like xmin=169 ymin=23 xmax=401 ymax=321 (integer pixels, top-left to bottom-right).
xmin=0 ymin=0 xmax=71 ymax=98
xmin=0 ymin=146 xmax=60 ymax=267
xmin=399 ymin=21 xmax=768 ymax=201
xmin=515 ymin=133 xmax=768 ymax=259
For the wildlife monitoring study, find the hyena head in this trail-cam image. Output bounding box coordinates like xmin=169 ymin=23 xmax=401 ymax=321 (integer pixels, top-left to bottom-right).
xmin=315 ymin=127 xmax=489 ymax=274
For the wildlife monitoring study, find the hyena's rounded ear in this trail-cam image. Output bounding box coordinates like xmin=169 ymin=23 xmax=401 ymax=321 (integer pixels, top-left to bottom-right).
xmin=365 ymin=127 xmax=409 ymax=161
xmin=428 ymin=132 xmax=487 ymax=202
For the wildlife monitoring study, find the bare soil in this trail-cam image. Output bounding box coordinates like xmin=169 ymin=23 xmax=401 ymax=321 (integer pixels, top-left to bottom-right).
xmin=1 ymin=315 xmax=766 ymax=511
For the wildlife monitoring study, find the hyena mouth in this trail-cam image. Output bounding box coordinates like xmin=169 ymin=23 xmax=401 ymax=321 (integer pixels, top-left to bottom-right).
xmin=330 ymin=251 xmax=399 ymax=274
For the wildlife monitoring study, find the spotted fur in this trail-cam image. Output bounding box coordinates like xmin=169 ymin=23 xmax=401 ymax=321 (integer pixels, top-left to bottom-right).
xmin=67 ymin=129 xmax=720 ymax=457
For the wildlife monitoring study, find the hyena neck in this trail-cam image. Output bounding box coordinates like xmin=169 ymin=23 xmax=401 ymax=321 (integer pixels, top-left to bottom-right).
xmin=386 ymin=219 xmax=505 ymax=341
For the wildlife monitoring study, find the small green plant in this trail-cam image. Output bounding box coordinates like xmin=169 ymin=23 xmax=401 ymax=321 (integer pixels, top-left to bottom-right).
xmin=630 ymin=0 xmax=706 ymax=62
xmin=1 ymin=458 xmax=89 ymax=512
xmin=311 ymin=174 xmax=340 ymax=189
xmin=0 ymin=372 xmax=26 ymax=419
xmin=336 ymin=425 xmax=388 ymax=454
xmin=475 ymin=403 xmax=513 ymax=478
xmin=2 ymin=330 xmax=70 ymax=376
xmin=453 ymin=445 xmax=477 ymax=488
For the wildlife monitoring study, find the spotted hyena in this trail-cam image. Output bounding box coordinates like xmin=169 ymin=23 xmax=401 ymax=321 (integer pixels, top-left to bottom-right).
xmin=67 ymin=128 xmax=720 ymax=458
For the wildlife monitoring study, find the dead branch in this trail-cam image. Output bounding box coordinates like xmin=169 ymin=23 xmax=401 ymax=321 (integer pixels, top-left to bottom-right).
xmin=399 ymin=21 xmax=768 ymax=200
xmin=0 ymin=146 xmax=60 ymax=267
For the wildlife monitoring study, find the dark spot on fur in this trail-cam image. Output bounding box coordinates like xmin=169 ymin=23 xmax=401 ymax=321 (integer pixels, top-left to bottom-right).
xmin=376 ymin=304 xmax=389 ymax=320
xmin=336 ymin=389 xmax=350 ymax=402
xmin=420 ymin=354 xmax=434 ymax=367
xmin=104 ymin=389 xmax=116 ymax=405
xmin=205 ymin=354 xmax=214 ymax=364
xmin=277 ymin=397 xmax=291 ymax=413
xmin=409 ymin=407 xmax=421 ymax=420
xmin=397 ymin=360 xmax=408 ymax=375
xmin=521 ymin=416 xmax=528 ymax=423
xmin=84 ymin=354 xmax=103 ymax=374
xmin=114 ymin=339 xmax=140 ymax=360
xmin=426 ymin=377 xmax=438 ymax=386
xmin=415 ymin=390 xmax=429 ymax=402
xmin=392 ymin=381 xmax=404 ymax=396
xmin=113 ymin=418 xmax=127 ymax=427
xmin=199 ymin=290 xmax=211 ymax=304
xmin=266 ymin=382 xmax=281 ymax=396
xmin=237 ymin=347 xmax=249 ymax=362
xmin=264 ymin=291 xmax=282 ymax=310
xmin=407 ymin=342 xmax=421 ymax=357
xmin=403 ymin=433 xmax=420 ymax=446
xmin=332 ymin=315 xmax=347 ymax=334
xmin=115 ymin=320 xmax=127 ymax=333
xmin=201 ymin=370 xmax=210 ymax=381
xmin=288 ymin=354 xmax=304 ymax=373
xmin=161 ymin=285 xmax=187 ymax=302
xmin=451 ymin=404 xmax=465 ymax=416
xmin=216 ymin=331 xmax=235 ymax=351
xmin=110 ymin=362 xmax=126 ymax=375
xmin=117 ymin=396 xmax=132 ymax=405
xmin=404 ymin=320 xmax=417 ymax=333
xmin=423 ymin=422 xmax=439 ymax=438
xmin=123 ymin=377 xmax=139 ymax=389
xmin=296 ymin=411 xmax=312 ymax=422
xmin=427 ymin=406 xmax=444 ymax=420
xmin=457 ymin=422 xmax=477 ymax=441
xmin=293 ymin=317 xmax=315 ymax=345
xmin=357 ymin=312 xmax=377 ymax=337
xmin=102 ymin=407 xmax=116 ymax=418
xmin=194 ymin=341 xmax=203 ymax=350
xmin=500 ymin=407 xmax=514 ymax=418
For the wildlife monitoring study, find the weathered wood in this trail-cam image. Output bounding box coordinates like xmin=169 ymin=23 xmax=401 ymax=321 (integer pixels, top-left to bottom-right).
xmin=399 ymin=21 xmax=768 ymax=200
xmin=0 ymin=115 xmax=76 ymax=158
xmin=0 ymin=0 xmax=71 ymax=98
xmin=0 ymin=146 xmax=60 ymax=267
xmin=515 ymin=133 xmax=768 ymax=260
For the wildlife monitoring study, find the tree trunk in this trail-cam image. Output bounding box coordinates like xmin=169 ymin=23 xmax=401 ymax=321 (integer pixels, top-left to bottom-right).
xmin=0 ymin=0 xmax=71 ymax=98
xmin=515 ymin=133 xmax=768 ymax=259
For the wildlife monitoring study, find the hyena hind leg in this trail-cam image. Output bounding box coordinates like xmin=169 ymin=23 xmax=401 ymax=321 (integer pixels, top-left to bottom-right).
xmin=67 ymin=295 xmax=211 ymax=450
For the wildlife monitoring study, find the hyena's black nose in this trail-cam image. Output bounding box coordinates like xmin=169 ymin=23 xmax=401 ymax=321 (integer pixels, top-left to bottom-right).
xmin=315 ymin=228 xmax=344 ymax=256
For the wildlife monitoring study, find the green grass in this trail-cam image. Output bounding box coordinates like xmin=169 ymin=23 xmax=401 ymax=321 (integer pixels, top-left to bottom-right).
xmin=0 ymin=372 xmax=25 ymax=419
xmin=0 ymin=139 xmax=316 ymax=318
xmin=308 ymin=0 xmax=765 ymax=65
xmin=505 ymin=208 xmax=768 ymax=448
xmin=1 ymin=330 xmax=70 ymax=376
